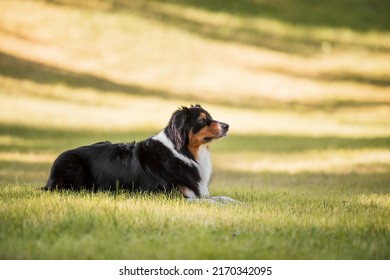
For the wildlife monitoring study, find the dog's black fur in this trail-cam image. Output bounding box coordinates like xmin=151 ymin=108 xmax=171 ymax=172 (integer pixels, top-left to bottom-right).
xmin=43 ymin=105 xmax=229 ymax=198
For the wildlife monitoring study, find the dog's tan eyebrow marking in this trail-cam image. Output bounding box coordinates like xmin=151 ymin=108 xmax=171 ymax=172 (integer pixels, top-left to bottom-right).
xmin=198 ymin=112 xmax=207 ymax=120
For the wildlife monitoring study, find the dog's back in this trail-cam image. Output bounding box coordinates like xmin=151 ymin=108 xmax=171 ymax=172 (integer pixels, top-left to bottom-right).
xmin=43 ymin=141 xmax=138 ymax=191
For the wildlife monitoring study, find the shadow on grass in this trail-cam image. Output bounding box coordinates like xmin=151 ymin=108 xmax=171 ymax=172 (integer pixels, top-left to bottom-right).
xmin=47 ymin=0 xmax=390 ymax=54
xmin=0 ymin=160 xmax=50 ymax=185
xmin=1 ymin=52 xmax=389 ymax=112
xmin=261 ymin=65 xmax=390 ymax=87
xmin=139 ymin=1 xmax=390 ymax=54
xmin=1 ymin=123 xmax=389 ymax=155
xmin=0 ymin=123 xmax=153 ymax=153
xmin=0 ymin=52 xmax=186 ymax=101
xmin=322 ymin=73 xmax=390 ymax=87
xmin=150 ymin=0 xmax=390 ymax=32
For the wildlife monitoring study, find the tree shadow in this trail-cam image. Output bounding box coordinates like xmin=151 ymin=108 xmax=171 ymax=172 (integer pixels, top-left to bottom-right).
xmin=0 ymin=52 xmax=183 ymax=101
xmin=259 ymin=65 xmax=390 ymax=87
xmin=130 ymin=0 xmax=390 ymax=54
xmin=150 ymin=0 xmax=390 ymax=32
xmin=44 ymin=0 xmax=390 ymax=55
xmin=0 ymin=160 xmax=50 ymax=185
xmin=2 ymin=123 xmax=389 ymax=154
xmin=139 ymin=4 xmax=322 ymax=54
xmin=0 ymin=123 xmax=154 ymax=153
xmin=1 ymin=51 xmax=389 ymax=112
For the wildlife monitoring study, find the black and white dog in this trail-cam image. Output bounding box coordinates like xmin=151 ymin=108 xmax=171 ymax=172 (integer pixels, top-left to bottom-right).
xmin=43 ymin=105 xmax=238 ymax=203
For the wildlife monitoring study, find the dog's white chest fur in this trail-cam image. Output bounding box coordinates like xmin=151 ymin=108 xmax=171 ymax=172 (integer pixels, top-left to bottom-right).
xmin=197 ymin=145 xmax=212 ymax=197
xmin=152 ymin=131 xmax=211 ymax=198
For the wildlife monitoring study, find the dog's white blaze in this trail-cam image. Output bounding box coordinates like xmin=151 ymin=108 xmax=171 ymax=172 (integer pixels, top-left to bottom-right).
xmin=197 ymin=144 xmax=212 ymax=197
xmin=152 ymin=131 xmax=211 ymax=197
xmin=152 ymin=131 xmax=195 ymax=167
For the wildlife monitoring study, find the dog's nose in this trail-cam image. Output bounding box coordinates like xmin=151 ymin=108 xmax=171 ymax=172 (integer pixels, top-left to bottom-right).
xmin=220 ymin=122 xmax=229 ymax=132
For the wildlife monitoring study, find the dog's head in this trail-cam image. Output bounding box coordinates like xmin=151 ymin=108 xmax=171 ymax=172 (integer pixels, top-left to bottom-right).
xmin=165 ymin=104 xmax=229 ymax=156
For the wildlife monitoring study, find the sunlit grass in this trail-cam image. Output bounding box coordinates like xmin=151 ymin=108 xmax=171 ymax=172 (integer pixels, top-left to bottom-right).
xmin=1 ymin=185 xmax=389 ymax=259
xmin=215 ymin=149 xmax=390 ymax=174
xmin=0 ymin=0 xmax=389 ymax=260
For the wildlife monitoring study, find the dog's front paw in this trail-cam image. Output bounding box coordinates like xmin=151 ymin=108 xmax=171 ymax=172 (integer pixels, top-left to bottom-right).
xmin=186 ymin=197 xmax=224 ymax=205
xmin=210 ymin=196 xmax=242 ymax=204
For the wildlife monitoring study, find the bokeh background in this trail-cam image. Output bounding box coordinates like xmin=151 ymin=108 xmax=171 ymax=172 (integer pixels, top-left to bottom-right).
xmin=1 ymin=0 xmax=390 ymax=192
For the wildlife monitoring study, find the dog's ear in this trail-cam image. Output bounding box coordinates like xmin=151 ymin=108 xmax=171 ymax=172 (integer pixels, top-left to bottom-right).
xmin=166 ymin=106 xmax=189 ymax=151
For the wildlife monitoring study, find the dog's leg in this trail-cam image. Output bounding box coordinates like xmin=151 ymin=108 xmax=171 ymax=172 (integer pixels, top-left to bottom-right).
xmin=186 ymin=197 xmax=224 ymax=205
xmin=179 ymin=185 xmax=241 ymax=205
xmin=210 ymin=196 xmax=242 ymax=204
xmin=186 ymin=196 xmax=242 ymax=205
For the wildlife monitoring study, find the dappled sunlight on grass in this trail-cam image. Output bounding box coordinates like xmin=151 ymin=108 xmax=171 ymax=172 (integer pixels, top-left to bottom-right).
xmin=0 ymin=87 xmax=175 ymax=131
xmin=1 ymin=0 xmax=390 ymax=260
xmin=1 ymin=0 xmax=390 ymax=140
xmin=1 ymin=78 xmax=390 ymax=136
xmin=357 ymin=194 xmax=390 ymax=208
xmin=1 ymin=0 xmax=389 ymax=111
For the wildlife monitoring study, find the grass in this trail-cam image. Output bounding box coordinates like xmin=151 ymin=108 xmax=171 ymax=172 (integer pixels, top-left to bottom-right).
xmin=1 ymin=185 xmax=389 ymax=259
xmin=1 ymin=125 xmax=389 ymax=259
xmin=0 ymin=0 xmax=390 ymax=259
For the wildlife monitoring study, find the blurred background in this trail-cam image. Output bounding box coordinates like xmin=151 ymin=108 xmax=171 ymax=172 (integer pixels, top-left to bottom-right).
xmin=1 ymin=0 xmax=390 ymax=190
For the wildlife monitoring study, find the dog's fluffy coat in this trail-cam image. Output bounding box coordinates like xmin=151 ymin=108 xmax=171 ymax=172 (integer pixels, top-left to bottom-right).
xmin=43 ymin=105 xmax=229 ymax=199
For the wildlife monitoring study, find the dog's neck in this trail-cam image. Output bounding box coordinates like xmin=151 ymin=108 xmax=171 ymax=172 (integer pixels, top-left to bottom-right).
xmin=152 ymin=131 xmax=211 ymax=198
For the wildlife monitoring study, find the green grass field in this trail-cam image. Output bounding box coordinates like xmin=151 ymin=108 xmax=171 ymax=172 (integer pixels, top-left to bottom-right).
xmin=1 ymin=0 xmax=390 ymax=259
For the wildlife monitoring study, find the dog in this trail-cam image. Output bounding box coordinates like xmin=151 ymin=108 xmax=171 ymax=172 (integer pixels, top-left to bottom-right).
xmin=43 ymin=104 xmax=238 ymax=204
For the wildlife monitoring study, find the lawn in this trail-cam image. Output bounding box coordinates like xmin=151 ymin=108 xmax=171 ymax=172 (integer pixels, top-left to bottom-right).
xmin=0 ymin=0 xmax=389 ymax=259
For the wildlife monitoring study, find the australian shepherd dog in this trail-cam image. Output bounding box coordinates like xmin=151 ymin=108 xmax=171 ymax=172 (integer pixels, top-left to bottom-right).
xmin=43 ymin=105 xmax=238 ymax=203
